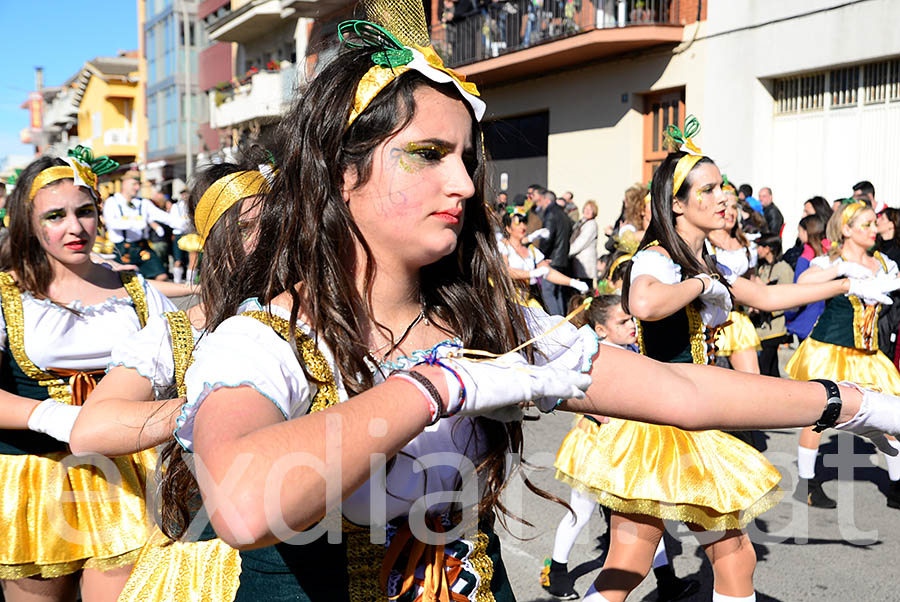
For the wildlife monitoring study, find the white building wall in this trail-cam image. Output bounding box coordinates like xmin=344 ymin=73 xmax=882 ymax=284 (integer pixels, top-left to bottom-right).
xmin=481 ymin=24 xmax=706 ymax=235
xmin=703 ymin=0 xmax=900 ymax=241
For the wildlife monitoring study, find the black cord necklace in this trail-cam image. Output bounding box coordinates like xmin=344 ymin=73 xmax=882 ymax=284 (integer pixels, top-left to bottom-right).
xmin=370 ymin=308 xmax=429 ymax=363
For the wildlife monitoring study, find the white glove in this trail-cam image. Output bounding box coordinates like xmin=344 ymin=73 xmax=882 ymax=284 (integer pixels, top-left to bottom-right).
xmin=569 ymin=279 xmax=590 ymax=294
xmin=694 ymin=274 xmax=732 ymax=324
xmin=837 ymin=261 xmax=873 ymax=280
xmin=835 ymin=382 xmax=900 ymax=455
xmin=27 ymin=399 xmax=81 ymax=443
xmin=847 ymin=277 xmax=900 ymax=305
xmin=439 ymin=352 xmax=592 ymax=416
xmin=524 ymin=228 xmax=550 ymax=243
xmin=529 ymin=266 xmax=550 ymax=280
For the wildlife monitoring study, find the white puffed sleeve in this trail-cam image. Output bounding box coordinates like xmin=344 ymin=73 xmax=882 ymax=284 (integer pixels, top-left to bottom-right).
xmin=108 ymin=314 xmax=178 ymax=391
xmin=810 ymin=255 xmax=837 ymax=270
xmin=629 ymin=249 xmax=682 ymax=285
xmin=521 ymin=306 xmax=599 ymax=374
xmin=138 ymin=274 xmax=179 ymax=319
xmin=174 ymin=315 xmax=313 ymax=451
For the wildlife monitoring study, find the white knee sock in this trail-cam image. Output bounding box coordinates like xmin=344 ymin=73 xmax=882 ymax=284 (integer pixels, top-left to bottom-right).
xmin=582 ymin=583 xmax=612 ymax=602
xmin=712 ymin=592 xmax=755 ymax=601
xmin=651 ymin=536 xmax=668 ymax=569
xmin=172 ymin=266 xmax=184 ymax=284
xmin=552 ymin=489 xmax=598 ymax=563
xmin=797 ymin=445 xmax=818 ymax=480
xmin=883 ymin=438 xmax=900 ymax=481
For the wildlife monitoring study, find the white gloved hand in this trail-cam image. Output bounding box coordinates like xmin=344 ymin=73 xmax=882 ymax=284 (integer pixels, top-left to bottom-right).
xmin=569 ymin=279 xmax=590 ymax=294
xmin=694 ymin=274 xmax=732 ymax=324
xmin=529 ymin=266 xmax=550 ymax=280
xmin=27 ymin=399 xmax=81 ymax=443
xmin=837 ymin=261 xmax=873 ymax=280
xmin=835 ymin=382 xmax=900 ymax=455
xmin=847 ymin=277 xmax=900 ymax=305
xmin=438 ymin=352 xmax=592 ymax=416
xmin=524 ymin=228 xmax=550 ymax=243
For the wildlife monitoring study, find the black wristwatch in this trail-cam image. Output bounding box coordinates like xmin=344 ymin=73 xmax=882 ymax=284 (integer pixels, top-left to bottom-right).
xmin=811 ymin=379 xmax=843 ymax=432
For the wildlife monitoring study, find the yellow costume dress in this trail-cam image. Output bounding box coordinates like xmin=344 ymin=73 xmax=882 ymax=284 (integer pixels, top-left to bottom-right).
xmin=555 ymin=249 xmax=782 ymax=530
xmin=786 ymin=253 xmax=900 ymax=394
xmin=712 ymin=244 xmax=762 ymax=356
xmin=0 ymin=271 xmax=170 ymax=579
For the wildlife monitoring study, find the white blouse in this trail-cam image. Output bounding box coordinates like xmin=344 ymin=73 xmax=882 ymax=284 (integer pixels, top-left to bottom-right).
xmin=0 ymin=272 xmax=176 ymax=372
xmin=174 ymin=302 xmax=599 ymax=523
xmin=711 ymin=244 xmax=758 ymax=283
xmin=498 ymin=240 xmax=545 ymax=282
xmin=630 ymin=248 xmax=731 ymax=327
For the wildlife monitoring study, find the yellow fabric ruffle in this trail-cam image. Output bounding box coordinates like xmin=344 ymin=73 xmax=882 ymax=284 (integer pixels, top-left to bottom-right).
xmin=786 ymin=337 xmax=900 ymax=394
xmin=177 ymin=233 xmax=203 ymax=252
xmin=554 ymin=417 xmax=782 ymax=531
xmin=0 ymin=449 xmax=155 ymax=579
xmin=118 ymin=529 xmax=241 ymax=602
xmin=715 ymin=311 xmax=762 ymax=355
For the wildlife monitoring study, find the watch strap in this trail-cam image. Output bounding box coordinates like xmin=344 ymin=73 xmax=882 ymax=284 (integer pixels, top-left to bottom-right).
xmin=811 ymin=378 xmax=843 ymax=432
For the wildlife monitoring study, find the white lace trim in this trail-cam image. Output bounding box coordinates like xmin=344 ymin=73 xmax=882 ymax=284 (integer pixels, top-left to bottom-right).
xmin=22 ymin=291 xmax=134 ymax=316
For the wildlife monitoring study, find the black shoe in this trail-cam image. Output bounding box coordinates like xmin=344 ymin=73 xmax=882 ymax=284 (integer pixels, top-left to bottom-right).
xmin=886 ymin=480 xmax=900 ymax=509
xmin=792 ymin=477 xmax=837 ymax=509
xmin=540 ymin=559 xmax=579 ymax=600
xmin=654 ymin=565 xmax=701 ymax=602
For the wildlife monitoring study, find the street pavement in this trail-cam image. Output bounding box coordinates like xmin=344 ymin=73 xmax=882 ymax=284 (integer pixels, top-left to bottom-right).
xmin=496 ymin=346 xmax=900 ymax=601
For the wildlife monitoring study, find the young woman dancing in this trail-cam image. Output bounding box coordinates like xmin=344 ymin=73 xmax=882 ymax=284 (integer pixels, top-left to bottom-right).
xmin=787 ymin=201 xmax=900 ymax=510
xmin=0 ymin=150 xmax=175 ymax=601
xmin=151 ymin=9 xmax=900 ymax=601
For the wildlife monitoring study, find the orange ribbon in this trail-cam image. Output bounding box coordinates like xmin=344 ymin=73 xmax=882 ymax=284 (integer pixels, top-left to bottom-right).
xmin=46 ymin=368 xmax=104 ymax=406
xmin=380 ymin=519 xmax=468 ymax=602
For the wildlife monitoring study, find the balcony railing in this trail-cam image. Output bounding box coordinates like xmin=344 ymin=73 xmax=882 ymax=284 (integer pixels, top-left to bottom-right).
xmin=433 ymin=0 xmax=676 ymax=68
xmin=211 ymin=65 xmax=297 ymax=128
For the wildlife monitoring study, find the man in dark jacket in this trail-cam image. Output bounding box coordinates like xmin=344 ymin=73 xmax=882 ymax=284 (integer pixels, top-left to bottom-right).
xmin=534 ymin=188 xmax=572 ymax=314
xmin=759 ymin=187 xmax=784 ymax=237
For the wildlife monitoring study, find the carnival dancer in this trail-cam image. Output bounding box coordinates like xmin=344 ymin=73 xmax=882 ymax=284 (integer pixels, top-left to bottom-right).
xmin=787 ymin=201 xmax=900 ymax=510
xmin=577 ymin=118 xmax=900 ymax=602
xmin=0 ymin=149 xmax=176 ymax=601
xmin=541 ymin=294 xmax=698 ymax=601
xmin=69 ymin=155 xmax=271 ymax=602
xmin=153 ymin=7 xmax=900 ymax=601
xmin=709 ymin=181 xmax=762 ymax=374
xmin=500 ymin=206 xmax=589 ymax=308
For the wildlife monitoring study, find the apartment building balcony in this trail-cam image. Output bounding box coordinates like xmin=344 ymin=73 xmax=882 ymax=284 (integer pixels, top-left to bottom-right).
xmin=207 ymin=0 xmax=284 ymax=43
xmin=434 ymin=0 xmax=684 ymax=85
xmin=210 ymin=65 xmax=298 ymax=129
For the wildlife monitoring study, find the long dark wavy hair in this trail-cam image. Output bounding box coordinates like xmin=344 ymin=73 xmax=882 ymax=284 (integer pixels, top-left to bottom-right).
xmin=160 ymin=46 xmax=550 ymax=538
xmin=157 ymin=149 xmax=272 ymax=539
xmin=0 ymin=156 xmax=95 ymax=296
xmin=621 ymin=151 xmax=727 ymax=314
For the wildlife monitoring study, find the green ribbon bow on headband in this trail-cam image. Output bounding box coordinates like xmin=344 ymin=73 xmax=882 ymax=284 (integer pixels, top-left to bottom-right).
xmin=338 ymin=20 xmax=414 ymax=69
xmin=665 ymin=114 xmax=701 ymax=150
xmin=68 ymin=145 xmax=120 ymax=175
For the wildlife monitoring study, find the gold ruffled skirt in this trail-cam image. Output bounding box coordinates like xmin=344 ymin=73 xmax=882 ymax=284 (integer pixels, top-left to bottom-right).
xmin=554 ymin=417 xmax=782 ymax=531
xmin=0 ymin=449 xmax=155 ymax=579
xmin=716 ymin=311 xmax=762 ymax=355
xmin=118 ymin=528 xmax=241 ymax=602
xmin=786 ymin=337 xmax=900 ymax=394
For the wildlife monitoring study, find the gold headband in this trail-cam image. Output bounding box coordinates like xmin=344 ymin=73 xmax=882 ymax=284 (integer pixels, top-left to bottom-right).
xmin=29 ymin=166 xmax=76 ymax=201
xmin=608 ymin=253 xmax=634 ymax=278
xmin=672 ymin=154 xmax=704 ymax=197
xmin=194 ymin=171 xmax=269 ymax=246
xmin=841 ymin=200 xmax=869 ymax=226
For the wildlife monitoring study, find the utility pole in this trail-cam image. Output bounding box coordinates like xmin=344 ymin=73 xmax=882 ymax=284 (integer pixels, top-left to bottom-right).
xmin=181 ymin=1 xmax=193 ymax=183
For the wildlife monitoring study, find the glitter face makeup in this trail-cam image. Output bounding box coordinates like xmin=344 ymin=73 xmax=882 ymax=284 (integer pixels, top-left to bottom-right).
xmin=392 ymin=141 xmax=453 ymax=174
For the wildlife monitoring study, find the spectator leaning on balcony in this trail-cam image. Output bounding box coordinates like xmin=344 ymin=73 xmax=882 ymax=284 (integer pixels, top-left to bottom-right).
xmin=102 ymin=170 xmax=179 ymax=280
xmin=759 ymin=186 xmax=784 ymax=237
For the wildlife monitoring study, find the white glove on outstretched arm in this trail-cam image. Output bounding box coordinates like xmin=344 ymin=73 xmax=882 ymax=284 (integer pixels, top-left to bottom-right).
xmin=524 ymin=228 xmax=550 ymax=244
xmin=27 ymin=399 xmax=81 ymax=443
xmin=837 ymin=261 xmax=874 ymax=280
xmin=569 ymin=279 xmax=590 ymax=294
xmin=847 ymin=276 xmax=900 ymax=305
xmin=835 ymin=382 xmax=900 ymax=455
xmin=529 ymin=266 xmax=550 ymax=279
xmin=437 ymin=352 xmax=592 ymax=416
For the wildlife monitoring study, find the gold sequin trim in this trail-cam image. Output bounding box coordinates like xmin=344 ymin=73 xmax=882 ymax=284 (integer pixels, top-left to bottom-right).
xmin=165 ymin=311 xmax=194 ymax=397
xmin=685 ymin=303 xmax=706 ymax=365
xmin=555 ymin=471 xmax=784 ymax=531
xmin=240 ymin=311 xmax=339 ymax=411
xmin=0 ymin=272 xmax=70 ymax=403
xmin=120 ymin=271 xmax=149 ymax=328
xmin=0 ymin=547 xmax=140 ymax=580
xmin=343 ymin=518 xmax=387 ymax=602
xmin=469 ymin=531 xmax=496 ymax=602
